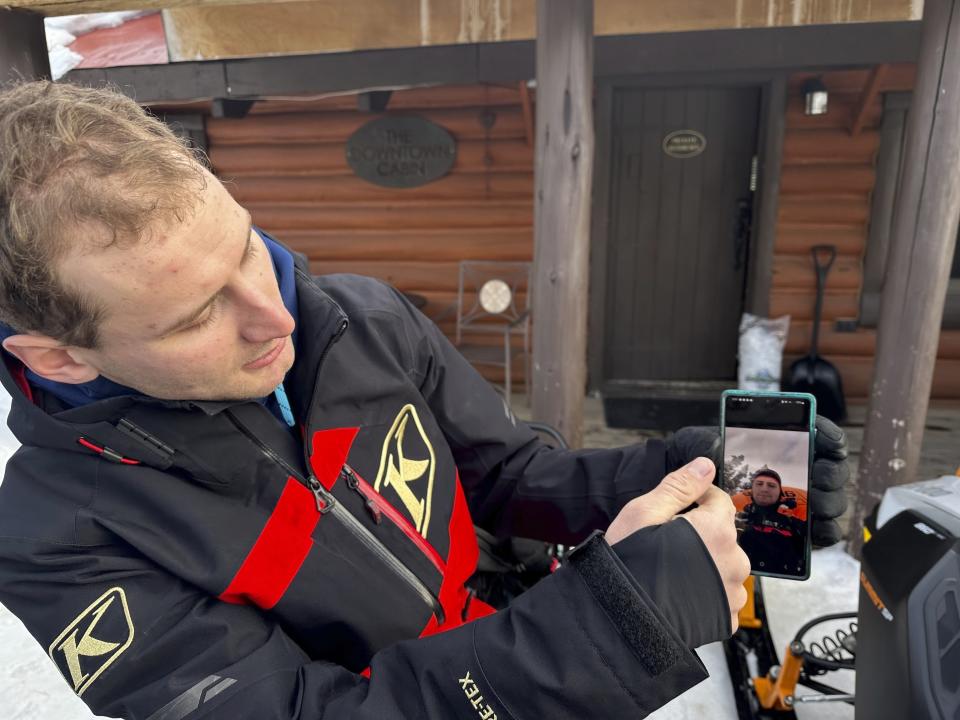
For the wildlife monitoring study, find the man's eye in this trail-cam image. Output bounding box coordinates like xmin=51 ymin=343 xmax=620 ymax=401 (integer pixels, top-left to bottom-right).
xmin=186 ymin=304 xmax=219 ymax=332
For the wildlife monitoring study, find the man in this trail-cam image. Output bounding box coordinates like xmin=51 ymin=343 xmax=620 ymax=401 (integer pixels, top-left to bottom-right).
xmin=0 ymin=81 xmax=847 ymax=719
xmin=737 ymin=468 xmax=807 ymax=573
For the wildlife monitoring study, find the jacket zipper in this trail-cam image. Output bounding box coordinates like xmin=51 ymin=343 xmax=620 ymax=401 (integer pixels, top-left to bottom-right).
xmin=302 ymin=314 xmax=348 ymax=439
xmin=344 ymin=464 xmax=383 ymax=525
xmin=318 ymin=318 xmax=349 ymax=371
xmin=342 ymin=464 xmax=446 ymax=576
xmin=226 ymin=411 xmax=445 ymax=624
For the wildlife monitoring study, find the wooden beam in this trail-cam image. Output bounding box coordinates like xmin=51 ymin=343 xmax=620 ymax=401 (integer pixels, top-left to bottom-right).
xmin=849 ymin=63 xmax=889 ymax=135
xmin=225 ymin=45 xmax=476 ymax=99
xmin=518 ymin=81 xmax=534 ymax=147
xmin=851 ymin=0 xmax=960 ymax=557
xmin=481 ymin=23 xmax=914 ymax=84
xmin=531 ymin=0 xmax=593 ymax=448
xmin=593 ymin=22 xmax=920 ymax=75
xmin=67 ymin=62 xmax=227 ymax=103
xmin=64 ymin=22 xmax=921 ymax=105
xmin=0 ymin=8 xmax=50 ymax=84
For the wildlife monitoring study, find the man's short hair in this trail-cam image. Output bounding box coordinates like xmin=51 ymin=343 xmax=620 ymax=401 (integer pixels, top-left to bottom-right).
xmin=751 ymin=468 xmax=782 ymax=486
xmin=0 ymin=81 xmax=206 ymax=348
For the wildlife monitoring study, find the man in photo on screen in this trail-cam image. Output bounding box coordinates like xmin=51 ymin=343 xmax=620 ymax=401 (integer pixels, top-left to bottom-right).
xmin=736 ymin=467 xmax=806 ymax=572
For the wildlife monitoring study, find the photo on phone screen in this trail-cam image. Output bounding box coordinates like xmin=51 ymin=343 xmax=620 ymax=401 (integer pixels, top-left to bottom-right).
xmin=721 ymin=392 xmax=814 ymax=580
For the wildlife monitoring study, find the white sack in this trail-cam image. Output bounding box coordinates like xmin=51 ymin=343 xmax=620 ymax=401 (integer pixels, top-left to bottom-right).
xmin=738 ymin=313 xmax=790 ymax=392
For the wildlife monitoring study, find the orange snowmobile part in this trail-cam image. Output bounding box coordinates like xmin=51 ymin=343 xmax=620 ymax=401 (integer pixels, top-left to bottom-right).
xmin=754 ymin=641 xmax=804 ymax=711
xmin=738 ymin=576 xmax=763 ymax=630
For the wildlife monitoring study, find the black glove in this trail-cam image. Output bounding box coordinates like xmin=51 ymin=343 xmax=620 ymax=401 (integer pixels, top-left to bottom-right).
xmin=665 ymin=415 xmax=849 ymax=547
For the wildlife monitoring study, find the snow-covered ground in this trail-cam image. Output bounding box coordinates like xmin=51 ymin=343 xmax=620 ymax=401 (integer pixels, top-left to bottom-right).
xmin=0 ymin=386 xmax=860 ymax=720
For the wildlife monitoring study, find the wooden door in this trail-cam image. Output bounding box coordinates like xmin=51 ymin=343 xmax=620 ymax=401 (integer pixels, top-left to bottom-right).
xmin=602 ymin=86 xmax=760 ymax=386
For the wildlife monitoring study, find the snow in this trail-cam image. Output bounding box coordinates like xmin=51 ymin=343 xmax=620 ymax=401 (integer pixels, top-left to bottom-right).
xmin=0 ymin=384 xmax=861 ymax=719
xmin=0 ymin=607 xmax=114 ymax=720
xmin=46 ymin=46 xmax=85 ymax=83
xmin=759 ymin=547 xmax=858 ymax=719
xmin=44 ymin=26 xmax=77 ymax=51
xmin=45 ymin=12 xmax=149 ymax=38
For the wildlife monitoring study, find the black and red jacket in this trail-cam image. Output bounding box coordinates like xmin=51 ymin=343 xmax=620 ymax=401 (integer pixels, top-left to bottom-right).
xmin=0 ymin=250 xmax=727 ymax=719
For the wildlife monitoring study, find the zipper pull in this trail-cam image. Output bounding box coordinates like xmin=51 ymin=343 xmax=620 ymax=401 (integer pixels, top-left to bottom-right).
xmin=364 ymin=497 xmax=383 ymax=525
xmin=307 ymin=476 xmax=335 ymax=514
xmin=343 ymin=465 xmax=382 ymax=525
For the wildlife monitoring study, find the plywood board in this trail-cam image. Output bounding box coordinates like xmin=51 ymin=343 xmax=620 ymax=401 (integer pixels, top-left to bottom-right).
xmin=9 ymin=0 xmax=918 ymax=53
xmin=156 ymin=0 xmax=922 ymax=61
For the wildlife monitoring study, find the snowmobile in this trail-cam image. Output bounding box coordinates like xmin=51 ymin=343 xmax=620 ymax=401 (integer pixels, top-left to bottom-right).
xmin=725 ymin=473 xmax=960 ymax=719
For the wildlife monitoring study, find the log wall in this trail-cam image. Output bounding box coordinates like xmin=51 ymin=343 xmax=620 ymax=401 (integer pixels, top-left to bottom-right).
xmin=200 ymin=72 xmax=960 ymax=401
xmin=206 ymin=84 xmax=534 ymax=385
xmin=777 ymin=65 xmax=960 ymax=400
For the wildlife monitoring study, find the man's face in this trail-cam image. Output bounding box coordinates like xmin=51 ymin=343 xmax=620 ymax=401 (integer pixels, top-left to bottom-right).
xmin=59 ymin=171 xmax=295 ymax=401
xmin=751 ymin=475 xmax=781 ymax=507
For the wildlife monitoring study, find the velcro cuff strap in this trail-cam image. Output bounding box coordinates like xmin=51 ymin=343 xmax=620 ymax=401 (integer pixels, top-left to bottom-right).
xmin=568 ymin=530 xmax=685 ymax=677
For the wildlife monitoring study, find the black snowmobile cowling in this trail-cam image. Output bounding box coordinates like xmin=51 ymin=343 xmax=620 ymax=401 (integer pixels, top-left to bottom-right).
xmin=857 ymin=475 xmax=960 ymax=720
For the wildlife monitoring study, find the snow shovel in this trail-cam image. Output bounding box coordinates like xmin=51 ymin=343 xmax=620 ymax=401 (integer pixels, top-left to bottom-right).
xmin=784 ymin=245 xmax=846 ymax=423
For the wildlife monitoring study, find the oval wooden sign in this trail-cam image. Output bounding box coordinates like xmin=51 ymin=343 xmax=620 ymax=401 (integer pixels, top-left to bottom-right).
xmin=346 ymin=116 xmax=457 ymax=188
xmin=662 ymin=130 xmax=707 ymax=159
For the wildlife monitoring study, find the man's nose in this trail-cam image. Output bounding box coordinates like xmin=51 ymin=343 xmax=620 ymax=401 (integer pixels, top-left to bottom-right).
xmin=236 ymin=286 xmax=295 ymax=343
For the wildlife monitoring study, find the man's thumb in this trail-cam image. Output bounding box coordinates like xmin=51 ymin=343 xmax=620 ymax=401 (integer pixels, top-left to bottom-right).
xmin=635 ymin=457 xmax=716 ymax=526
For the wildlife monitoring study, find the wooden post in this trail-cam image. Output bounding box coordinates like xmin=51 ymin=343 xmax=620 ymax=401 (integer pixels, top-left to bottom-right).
xmin=851 ymin=0 xmax=960 ymax=556
xmin=0 ymin=9 xmax=50 ymax=84
xmin=531 ymin=0 xmax=593 ymax=448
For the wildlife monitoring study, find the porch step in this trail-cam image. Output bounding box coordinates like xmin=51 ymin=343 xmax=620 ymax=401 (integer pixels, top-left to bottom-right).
xmin=602 ymin=381 xmax=735 ymax=432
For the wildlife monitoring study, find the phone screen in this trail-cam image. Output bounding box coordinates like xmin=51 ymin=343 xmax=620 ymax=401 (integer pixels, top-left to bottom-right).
xmin=721 ymin=391 xmax=813 ymax=580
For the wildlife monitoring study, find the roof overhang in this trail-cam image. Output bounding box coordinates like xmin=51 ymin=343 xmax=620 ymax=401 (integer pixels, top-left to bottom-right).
xmin=62 ymin=21 xmax=922 ymax=105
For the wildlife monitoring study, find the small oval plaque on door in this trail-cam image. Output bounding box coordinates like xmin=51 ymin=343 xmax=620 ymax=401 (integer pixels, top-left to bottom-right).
xmin=662 ymin=130 xmax=707 ymax=159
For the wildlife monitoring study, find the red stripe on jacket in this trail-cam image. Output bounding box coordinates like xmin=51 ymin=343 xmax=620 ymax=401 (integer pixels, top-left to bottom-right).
xmin=219 ymin=477 xmax=321 ymax=609
xmin=5 ymin=358 xmax=34 ymax=404
xmin=221 ymin=428 xmax=493 ymax=636
xmin=420 ymin=471 xmax=495 ymax=637
xmin=311 ymin=427 xmax=359 ymax=490
xmin=220 ymin=428 xmax=359 ymax=608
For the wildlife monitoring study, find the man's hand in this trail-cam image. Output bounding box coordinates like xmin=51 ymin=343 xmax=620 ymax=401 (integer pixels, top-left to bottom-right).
xmin=665 ymin=415 xmax=851 ymax=546
xmin=607 ymin=457 xmax=751 ymax=634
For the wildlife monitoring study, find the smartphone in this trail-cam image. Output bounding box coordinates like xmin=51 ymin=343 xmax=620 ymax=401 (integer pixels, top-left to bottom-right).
xmin=719 ymin=390 xmax=815 ymax=580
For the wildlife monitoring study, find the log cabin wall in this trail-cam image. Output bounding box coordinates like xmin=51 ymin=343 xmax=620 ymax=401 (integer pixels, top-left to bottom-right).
xmin=205 ymin=84 xmax=534 ymax=386
xmin=775 ymin=65 xmax=960 ymax=401
xmin=198 ymin=70 xmax=960 ymax=402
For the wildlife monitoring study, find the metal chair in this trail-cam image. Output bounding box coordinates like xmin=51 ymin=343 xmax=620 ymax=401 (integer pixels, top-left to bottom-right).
xmin=455 ymin=260 xmax=532 ymax=403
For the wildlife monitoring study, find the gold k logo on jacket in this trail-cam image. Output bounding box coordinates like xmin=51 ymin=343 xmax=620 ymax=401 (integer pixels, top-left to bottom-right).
xmin=49 ymin=587 xmax=134 ymax=696
xmin=374 ymin=404 xmax=436 ymax=538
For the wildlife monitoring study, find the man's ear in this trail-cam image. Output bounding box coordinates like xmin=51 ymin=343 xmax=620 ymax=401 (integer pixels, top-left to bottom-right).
xmin=1 ymin=335 xmax=100 ymax=384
